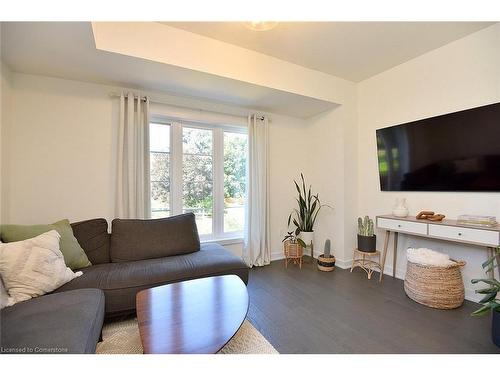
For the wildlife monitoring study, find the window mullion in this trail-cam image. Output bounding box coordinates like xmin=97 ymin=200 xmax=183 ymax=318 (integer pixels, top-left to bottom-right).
xmin=213 ymin=128 xmax=224 ymax=238
xmin=171 ymin=122 xmax=183 ymax=215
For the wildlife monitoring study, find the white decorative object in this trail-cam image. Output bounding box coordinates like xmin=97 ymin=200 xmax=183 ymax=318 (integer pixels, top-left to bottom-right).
xmin=392 ymin=198 xmax=409 ymax=218
xmin=0 ymin=230 xmax=82 ymax=306
xmin=407 ymin=247 xmax=456 ymax=267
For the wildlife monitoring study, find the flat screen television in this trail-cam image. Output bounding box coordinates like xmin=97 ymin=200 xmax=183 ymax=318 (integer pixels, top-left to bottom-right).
xmin=376 ymin=102 xmax=500 ymax=192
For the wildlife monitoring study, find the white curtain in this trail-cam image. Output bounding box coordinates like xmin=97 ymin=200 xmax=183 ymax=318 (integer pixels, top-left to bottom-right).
xmin=243 ymin=114 xmax=271 ymax=267
xmin=115 ymin=93 xmax=151 ymax=219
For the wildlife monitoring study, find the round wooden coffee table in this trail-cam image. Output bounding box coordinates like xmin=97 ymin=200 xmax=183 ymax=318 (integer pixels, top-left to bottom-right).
xmin=136 ymin=275 xmax=249 ymax=354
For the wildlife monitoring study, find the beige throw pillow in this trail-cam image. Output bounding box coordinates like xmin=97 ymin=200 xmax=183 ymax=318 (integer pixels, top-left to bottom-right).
xmin=0 ymin=230 xmax=82 ymax=306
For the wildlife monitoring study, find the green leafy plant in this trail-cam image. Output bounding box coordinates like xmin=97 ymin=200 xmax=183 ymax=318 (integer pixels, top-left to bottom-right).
xmin=471 ymin=247 xmax=500 ymax=316
xmin=282 ymin=231 xmax=307 ymax=248
xmin=287 ymin=173 xmax=331 ymax=236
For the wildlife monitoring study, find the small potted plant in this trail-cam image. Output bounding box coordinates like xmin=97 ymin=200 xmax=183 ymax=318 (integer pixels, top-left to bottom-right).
xmin=317 ymin=239 xmax=336 ymax=272
xmin=282 ymin=231 xmax=306 ymax=268
xmin=282 ymin=231 xmax=306 ymax=248
xmin=471 ymin=247 xmax=500 ymax=348
xmin=357 ymin=216 xmax=376 ymax=252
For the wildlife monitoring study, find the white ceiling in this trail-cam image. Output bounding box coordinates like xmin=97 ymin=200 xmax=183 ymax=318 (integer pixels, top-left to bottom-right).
xmin=1 ymin=22 xmax=336 ymax=118
xmin=164 ymin=22 xmax=495 ymax=82
xmin=2 ymin=22 xmax=496 ymax=118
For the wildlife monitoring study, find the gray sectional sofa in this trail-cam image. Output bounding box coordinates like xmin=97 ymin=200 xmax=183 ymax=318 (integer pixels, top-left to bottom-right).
xmin=1 ymin=289 xmax=105 ymax=354
xmin=1 ymin=213 xmax=249 ymax=353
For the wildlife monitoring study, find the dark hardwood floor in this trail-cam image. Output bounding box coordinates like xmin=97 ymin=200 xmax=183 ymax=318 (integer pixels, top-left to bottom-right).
xmin=246 ymin=259 xmax=500 ymax=354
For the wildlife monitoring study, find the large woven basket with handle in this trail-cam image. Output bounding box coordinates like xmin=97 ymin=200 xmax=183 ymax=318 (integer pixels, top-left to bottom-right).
xmin=404 ymin=259 xmax=466 ymax=309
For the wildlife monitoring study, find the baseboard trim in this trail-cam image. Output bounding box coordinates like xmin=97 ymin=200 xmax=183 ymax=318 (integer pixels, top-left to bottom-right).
xmin=333 ymin=258 xmax=352 ymax=269
xmin=270 ymin=251 xmax=285 ymax=262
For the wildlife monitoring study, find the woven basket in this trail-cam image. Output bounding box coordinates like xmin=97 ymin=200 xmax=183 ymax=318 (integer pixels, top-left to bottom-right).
xmin=284 ymin=240 xmax=303 ymax=258
xmin=317 ymin=254 xmax=335 ymax=272
xmin=404 ymin=259 xmax=466 ymax=309
xmin=283 ymin=240 xmax=303 ymax=268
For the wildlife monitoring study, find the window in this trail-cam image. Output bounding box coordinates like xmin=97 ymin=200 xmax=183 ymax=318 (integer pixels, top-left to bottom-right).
xmin=223 ymin=131 xmax=247 ymax=233
xmin=149 ymin=120 xmax=247 ymax=241
xmin=182 ymin=126 xmax=213 ymax=235
xmin=150 ymin=123 xmax=171 ymax=218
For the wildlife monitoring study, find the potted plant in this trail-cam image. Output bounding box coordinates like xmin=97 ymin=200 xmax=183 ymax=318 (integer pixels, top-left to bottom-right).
xmin=282 ymin=231 xmax=306 ymax=248
xmin=357 ymin=216 xmax=376 ymax=252
xmin=317 ymin=239 xmax=336 ymax=272
xmin=287 ymin=174 xmax=331 ymax=257
xmin=282 ymin=231 xmax=306 ymax=268
xmin=471 ymin=247 xmax=500 ymax=348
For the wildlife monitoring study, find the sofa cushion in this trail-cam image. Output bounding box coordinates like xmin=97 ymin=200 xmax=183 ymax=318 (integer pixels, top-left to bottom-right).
xmin=1 ymin=289 xmax=105 ymax=354
xmin=1 ymin=219 xmax=91 ymax=270
xmin=110 ymin=213 xmax=200 ymax=263
xmin=71 ymin=219 xmax=110 ymax=265
xmin=56 ymin=243 xmax=248 ymax=314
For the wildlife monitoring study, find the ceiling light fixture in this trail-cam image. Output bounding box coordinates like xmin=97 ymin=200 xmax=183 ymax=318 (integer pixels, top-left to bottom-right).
xmin=244 ymin=21 xmax=279 ymax=31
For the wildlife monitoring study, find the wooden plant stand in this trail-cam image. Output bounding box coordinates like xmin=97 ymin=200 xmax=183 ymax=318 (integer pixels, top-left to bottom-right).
xmin=350 ymin=248 xmax=383 ymax=281
xmin=284 ymin=240 xmax=303 ymax=269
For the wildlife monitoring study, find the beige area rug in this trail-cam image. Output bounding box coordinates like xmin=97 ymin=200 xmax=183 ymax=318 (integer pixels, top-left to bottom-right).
xmin=96 ymin=318 xmax=278 ymax=354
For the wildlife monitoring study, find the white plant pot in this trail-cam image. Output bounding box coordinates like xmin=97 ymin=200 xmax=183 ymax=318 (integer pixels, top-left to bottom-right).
xmin=299 ymin=231 xmax=314 ymax=248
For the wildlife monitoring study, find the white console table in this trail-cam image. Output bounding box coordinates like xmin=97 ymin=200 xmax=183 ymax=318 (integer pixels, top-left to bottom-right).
xmin=376 ymin=215 xmax=500 ymax=279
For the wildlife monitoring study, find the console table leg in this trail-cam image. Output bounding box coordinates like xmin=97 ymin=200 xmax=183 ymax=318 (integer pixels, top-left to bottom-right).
xmin=497 ymin=249 xmax=500 ymax=280
xmin=486 ymin=247 xmax=495 ymax=279
xmin=380 ymin=230 xmax=390 ymax=282
xmin=393 ymin=232 xmax=399 ymax=278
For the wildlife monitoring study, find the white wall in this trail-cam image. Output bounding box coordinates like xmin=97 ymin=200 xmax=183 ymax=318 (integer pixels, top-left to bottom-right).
xmin=4 ymin=74 xmax=118 ymax=224
xmin=1 ymin=45 xmax=13 ymax=224
xmin=304 ymin=86 xmax=358 ymax=266
xmin=2 ymin=73 xmax=309 ymax=259
xmin=357 ymin=23 xmax=500 ymax=301
xmin=268 ymin=112 xmax=309 ymax=259
xmin=0 ymin=27 xmax=2 ymax=224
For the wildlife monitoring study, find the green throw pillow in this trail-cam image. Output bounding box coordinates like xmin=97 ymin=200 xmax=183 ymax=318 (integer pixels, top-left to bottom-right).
xmin=0 ymin=219 xmax=92 ymax=270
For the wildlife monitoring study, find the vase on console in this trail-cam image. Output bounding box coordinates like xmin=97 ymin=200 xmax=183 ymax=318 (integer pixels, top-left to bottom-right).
xmin=392 ymin=198 xmax=409 ymax=218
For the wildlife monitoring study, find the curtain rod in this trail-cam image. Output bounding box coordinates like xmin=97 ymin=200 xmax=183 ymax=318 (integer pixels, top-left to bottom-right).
xmin=109 ymin=92 xmax=147 ymax=102
xmin=108 ymin=92 xmax=265 ymax=121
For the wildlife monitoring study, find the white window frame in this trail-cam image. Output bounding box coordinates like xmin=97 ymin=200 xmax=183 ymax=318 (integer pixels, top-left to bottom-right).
xmin=150 ymin=115 xmax=247 ymax=242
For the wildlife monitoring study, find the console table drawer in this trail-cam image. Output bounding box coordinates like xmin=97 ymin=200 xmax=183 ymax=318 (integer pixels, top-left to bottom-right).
xmin=428 ymin=224 xmax=499 ymax=246
xmin=377 ymin=218 xmax=427 ymax=235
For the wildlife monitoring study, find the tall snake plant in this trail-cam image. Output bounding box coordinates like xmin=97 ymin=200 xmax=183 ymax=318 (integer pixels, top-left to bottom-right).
xmin=287 ymin=173 xmax=331 ymax=236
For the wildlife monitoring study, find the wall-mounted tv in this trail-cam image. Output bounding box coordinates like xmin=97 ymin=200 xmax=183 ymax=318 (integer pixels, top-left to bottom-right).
xmin=376 ymin=102 xmax=500 ymax=192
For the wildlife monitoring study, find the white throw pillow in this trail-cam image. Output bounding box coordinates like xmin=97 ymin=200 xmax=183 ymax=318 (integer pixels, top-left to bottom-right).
xmin=407 ymin=247 xmax=456 ymax=267
xmin=0 ymin=230 xmax=82 ymax=306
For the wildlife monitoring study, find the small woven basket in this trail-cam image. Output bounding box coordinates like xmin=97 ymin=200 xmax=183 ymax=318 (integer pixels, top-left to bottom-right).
xmin=404 ymin=259 xmax=466 ymax=309
xmin=284 ymin=240 xmax=303 ymax=258
xmin=283 ymin=240 xmax=303 ymax=268
xmin=317 ymin=254 xmax=335 ymax=272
